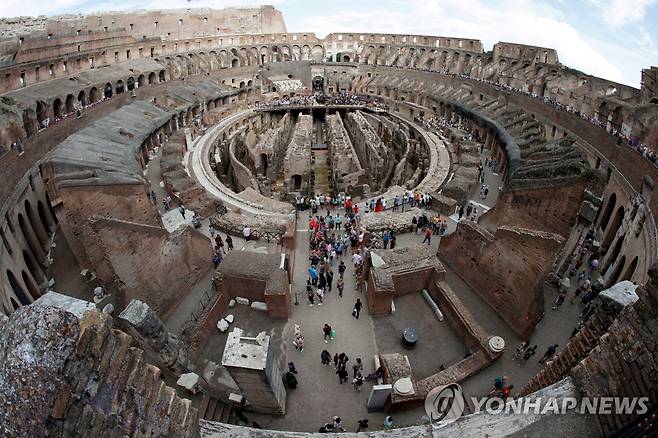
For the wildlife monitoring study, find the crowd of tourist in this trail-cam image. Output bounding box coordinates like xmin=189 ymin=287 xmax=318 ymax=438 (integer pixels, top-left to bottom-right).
xmin=255 ymin=91 xmax=387 ymax=111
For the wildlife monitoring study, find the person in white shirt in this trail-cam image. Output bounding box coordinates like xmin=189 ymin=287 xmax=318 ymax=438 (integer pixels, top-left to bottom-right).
xmin=243 ymin=225 xmax=252 ymax=241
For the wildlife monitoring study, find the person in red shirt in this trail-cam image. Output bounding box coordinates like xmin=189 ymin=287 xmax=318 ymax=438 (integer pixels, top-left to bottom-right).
xmin=422 ymin=226 xmax=432 ymax=245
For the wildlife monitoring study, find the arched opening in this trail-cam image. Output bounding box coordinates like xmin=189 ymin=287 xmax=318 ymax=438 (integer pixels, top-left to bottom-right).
xmin=239 ymin=81 xmax=245 ymax=88
xmin=159 ymin=70 xmax=166 ymax=82
xmin=89 ymin=87 xmax=99 ymax=103
xmin=148 ymin=72 xmax=156 ymax=84
xmin=621 ymin=256 xmax=639 ymax=282
xmin=21 ymin=271 xmax=40 ymax=299
xmin=25 ymin=200 xmax=47 ymax=247
xmin=602 ymin=236 xmax=624 ymax=275
xmin=77 ymin=90 xmax=87 ymax=107
xmin=342 ymin=55 xmax=351 ymax=62
xmin=231 ymin=58 xmax=239 ymax=68
xmin=18 ymin=213 xmax=43 ymax=263
xmin=598 ymin=193 xmax=616 ymax=230
xmin=138 ymin=74 xmax=146 ymax=87
xmin=36 ymin=101 xmax=47 ymax=125
xmin=291 ymin=175 xmax=302 ymax=190
xmin=65 ymin=94 xmax=75 ymax=113
xmin=6 ymin=270 xmax=31 ymax=306
xmin=603 ymin=206 xmax=625 ymax=249
xmin=260 ymin=153 xmax=268 ymax=175
xmin=10 ymin=297 xmax=20 ymax=311
xmin=37 ymin=200 xmax=53 ymax=234
xmin=22 ymin=109 xmax=37 ymax=136
xmin=127 ymin=77 xmax=135 ymax=91
xmin=103 ymin=83 xmax=113 ymax=98
xmin=23 ymin=250 xmax=42 ymax=287
xmin=53 ymin=98 xmax=63 ymax=119
xmin=608 ymin=255 xmax=626 ymax=286
xmin=115 ymin=80 xmax=125 ymax=94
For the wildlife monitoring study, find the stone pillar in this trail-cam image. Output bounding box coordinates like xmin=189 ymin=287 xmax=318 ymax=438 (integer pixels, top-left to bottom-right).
xmin=118 ymin=299 xmax=189 ymax=375
xmin=221 ymin=328 xmax=286 ymax=414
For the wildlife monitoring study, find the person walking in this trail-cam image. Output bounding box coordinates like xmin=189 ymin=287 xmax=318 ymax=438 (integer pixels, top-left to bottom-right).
xmin=538 ymin=344 xmax=559 ymax=364
xmin=333 ymin=353 xmax=339 ymax=369
xmin=321 ymin=349 xmax=332 ymax=365
xmin=307 ymin=286 xmax=315 ymax=306
xmin=353 ymin=358 xmax=363 ymax=378
xmin=323 ymin=324 xmax=332 ymax=343
xmin=326 ymin=270 xmax=334 ymax=292
xmin=522 ymin=345 xmax=538 ymax=363
xmin=356 ymin=419 xmax=369 ymax=433
xmin=383 ymin=416 xmax=394 ymax=430
xmin=422 ymin=227 xmax=432 ymax=245
xmin=337 ymin=366 xmax=349 ymax=384
xmin=512 ymin=341 xmax=529 ymax=362
xmin=316 ymin=287 xmax=325 ymax=305
xmin=353 ymin=372 xmax=364 ymax=391
xmin=353 ymin=298 xmax=363 ymax=319
xmin=390 ymin=234 xmax=396 ymax=249
xmin=225 ymin=235 xmax=233 ymax=250
xmin=338 ymin=261 xmax=347 ymax=279
xmin=337 ymin=278 xmax=345 ymax=297
xmin=308 ymin=266 xmax=319 ymax=286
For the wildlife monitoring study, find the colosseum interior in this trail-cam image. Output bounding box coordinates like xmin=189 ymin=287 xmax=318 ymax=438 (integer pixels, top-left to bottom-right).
xmin=0 ymin=4 xmax=657 ymax=437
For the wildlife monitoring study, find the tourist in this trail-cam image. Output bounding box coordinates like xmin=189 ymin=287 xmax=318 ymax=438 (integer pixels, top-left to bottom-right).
xmin=308 ymin=266 xmax=319 ymax=286
xmin=422 ymin=227 xmax=432 ymax=245
xmin=338 ymin=261 xmax=346 ymax=279
xmin=334 ymin=352 xmax=339 ymax=368
xmin=333 ymin=417 xmax=345 ymax=432
xmin=215 ymin=235 xmax=225 ymax=254
xmin=522 ymin=345 xmax=538 ymax=363
xmin=293 ymin=332 xmax=305 ymax=352
xmin=212 ymin=251 xmax=222 ymax=268
xmin=353 ymin=372 xmax=364 ymax=391
xmin=242 ymin=225 xmax=252 ymax=241
xmin=353 ymin=357 xmax=363 ymax=377
xmin=326 ymin=270 xmax=334 ymax=292
xmin=307 ymin=287 xmax=315 ymax=306
xmin=337 ymin=366 xmax=349 ymax=384
xmin=390 ymin=234 xmax=397 ymax=249
xmin=225 ymin=235 xmax=233 ymax=250
xmin=150 ymin=190 xmax=157 ymax=204
xmin=538 ymin=344 xmax=559 ymax=364
xmin=323 ymin=323 xmax=332 ymax=342
xmin=383 ymin=416 xmax=394 ymax=430
xmin=552 ymin=292 xmax=566 ymax=310
xmin=321 ymin=349 xmax=332 ymax=365
xmin=357 ymin=419 xmax=369 ymax=432
xmin=512 ymin=341 xmax=529 ymax=361
xmin=353 ymin=298 xmax=363 ymax=319
xmin=337 ymin=277 xmax=345 ymax=297
xmin=316 ymin=287 xmax=325 ymax=305
xmin=501 ymin=384 xmax=514 ymax=401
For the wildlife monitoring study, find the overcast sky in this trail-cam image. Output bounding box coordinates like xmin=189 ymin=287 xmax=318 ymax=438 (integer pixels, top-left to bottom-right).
xmin=1 ymin=0 xmax=656 ymax=87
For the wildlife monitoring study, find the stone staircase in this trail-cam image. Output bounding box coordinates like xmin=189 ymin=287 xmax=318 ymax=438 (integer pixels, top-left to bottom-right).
xmin=199 ymin=395 xmax=238 ymax=424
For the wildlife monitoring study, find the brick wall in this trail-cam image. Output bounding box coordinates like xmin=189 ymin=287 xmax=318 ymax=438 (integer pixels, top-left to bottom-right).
xmin=440 ymin=222 xmax=564 ymax=338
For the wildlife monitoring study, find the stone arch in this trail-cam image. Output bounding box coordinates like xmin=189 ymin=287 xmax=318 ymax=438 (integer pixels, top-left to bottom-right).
xmin=65 ymin=94 xmax=75 ymax=113
xmin=302 ymin=45 xmax=311 ymax=61
xmin=259 ymin=153 xmax=268 ymax=175
xmin=138 ymin=74 xmax=146 ymax=87
xmin=25 ymin=200 xmax=48 ymax=247
xmin=77 ymin=90 xmax=87 ymax=107
xmin=148 ymin=72 xmax=156 ymax=84
xmin=292 ymin=45 xmax=301 ymax=61
xmin=6 ymin=270 xmax=31 ymax=306
xmin=291 ymin=174 xmax=302 ymax=190
xmin=115 ymin=79 xmax=125 ymax=94
xmin=22 ymin=109 xmax=38 ymax=136
xmin=22 ymin=250 xmax=42 ymax=289
xmin=53 ymin=98 xmax=64 ymax=119
xmin=343 ymin=55 xmax=351 ymax=62
xmin=127 ymin=76 xmax=135 ymax=91
xmin=603 ymin=206 xmax=624 ymax=249
xmin=159 ymin=70 xmax=166 ymax=82
xmin=602 ymin=236 xmax=624 ymax=274
xmin=260 ymin=46 xmax=270 ymax=64
xmin=598 ymin=192 xmax=616 ymax=230
xmin=608 ymin=255 xmax=626 ymax=286
xmin=231 ymin=58 xmax=239 ymax=68
xmin=18 ymin=212 xmax=44 ymax=263
xmin=37 ymin=200 xmax=53 ymax=233
xmin=621 ymin=256 xmax=639 ymax=282
xmin=104 ymin=83 xmax=113 ymax=98
xmin=89 ymin=87 xmax=99 ymax=103
xmin=21 ymin=271 xmax=39 ymax=300
xmin=311 ymin=45 xmax=324 ymax=61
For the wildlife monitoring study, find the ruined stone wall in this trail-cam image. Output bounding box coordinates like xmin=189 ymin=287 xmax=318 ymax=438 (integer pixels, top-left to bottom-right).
xmin=283 ymin=114 xmax=312 ymax=193
xmin=480 ymin=178 xmax=597 ymax=237
xmin=345 ymin=110 xmax=386 ymax=190
xmin=0 ymin=6 xmax=285 ymax=40
xmin=0 ymin=305 xmax=198 ymax=437
xmin=252 ymin=112 xmax=294 ymax=179
xmin=325 ymin=112 xmax=365 ymax=191
xmin=88 ymin=217 xmax=213 ymax=320
xmin=228 ymin=134 xmax=260 ymax=193
xmin=440 ymin=222 xmax=565 ymax=338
